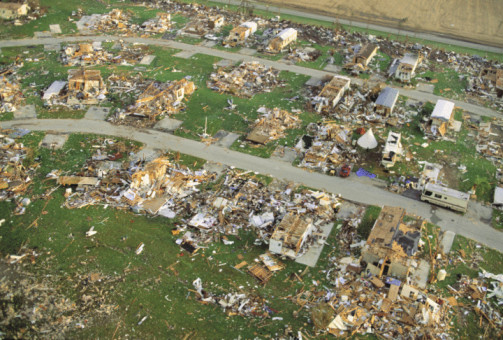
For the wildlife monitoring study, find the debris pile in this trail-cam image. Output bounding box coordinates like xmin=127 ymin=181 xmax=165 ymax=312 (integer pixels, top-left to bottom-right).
xmin=192 ymin=278 xmax=267 ymax=317
xmin=0 ymin=68 xmax=23 ymax=113
xmin=0 ymin=252 xmax=117 ymax=338
xmin=286 ymin=47 xmax=322 ymax=63
xmin=207 ymin=62 xmax=282 ymax=98
xmin=108 ymin=77 xmax=196 ymax=127
xmin=61 ymin=42 xmax=147 ymax=66
xmin=0 ymin=129 xmax=33 ymax=212
xmin=92 ymin=9 xmax=136 ymax=34
xmin=246 ymin=107 xmax=300 ymax=145
xmin=141 ymin=12 xmax=171 ymax=34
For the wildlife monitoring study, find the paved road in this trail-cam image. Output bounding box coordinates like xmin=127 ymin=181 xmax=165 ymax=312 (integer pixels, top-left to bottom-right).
xmin=0 ymin=35 xmax=500 ymax=119
xmin=212 ymin=0 xmax=503 ymax=53
xmin=3 ymin=118 xmax=501 ymax=252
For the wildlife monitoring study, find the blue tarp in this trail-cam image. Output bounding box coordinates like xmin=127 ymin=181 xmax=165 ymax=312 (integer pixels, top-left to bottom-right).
xmin=356 ymin=168 xmax=376 ymax=179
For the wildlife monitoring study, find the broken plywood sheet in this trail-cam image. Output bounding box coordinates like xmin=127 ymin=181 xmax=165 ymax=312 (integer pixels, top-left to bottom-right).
xmin=57 ymin=176 xmax=99 ymax=186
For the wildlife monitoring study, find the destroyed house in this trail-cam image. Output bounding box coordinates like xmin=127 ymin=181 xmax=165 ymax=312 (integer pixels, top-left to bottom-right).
xmin=381 ymin=132 xmax=402 ymax=168
xmin=362 ymin=206 xmax=424 ymax=279
xmin=0 ymin=2 xmax=28 ymax=20
xmin=429 ymin=99 xmax=454 ymax=136
xmin=480 ymin=68 xmax=503 ymax=97
xmin=375 ymin=87 xmax=399 ymax=116
xmin=312 ymin=76 xmax=351 ymax=112
xmin=133 ymin=79 xmax=195 ymax=118
xmin=224 ymin=22 xmax=257 ymax=46
xmin=141 ymin=12 xmax=171 ymax=33
xmin=389 ymin=54 xmax=420 ymax=82
xmin=269 ymin=213 xmax=314 ymax=259
xmin=67 ymin=69 xmax=106 ymax=104
xmin=353 ymin=43 xmax=378 ymax=66
xmin=268 ymin=28 xmax=297 ymax=52
xmin=208 ymin=15 xmax=224 ymax=29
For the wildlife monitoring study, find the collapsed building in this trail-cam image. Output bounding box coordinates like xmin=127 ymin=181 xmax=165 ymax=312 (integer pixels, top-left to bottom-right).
xmin=207 ymin=61 xmax=281 ymax=97
xmin=0 ymin=2 xmax=29 ymax=20
xmin=141 ymin=12 xmax=171 ymax=33
xmin=246 ymin=107 xmax=299 ymax=145
xmin=267 ymin=28 xmax=297 ymax=53
xmin=311 ymin=76 xmax=351 ymax=113
xmin=389 ymin=53 xmax=420 ymax=83
xmin=61 ymin=42 xmax=146 ymax=66
xmin=111 ymin=77 xmax=195 ymax=126
xmin=361 ymin=206 xmax=426 ymax=284
xmin=67 ymin=69 xmax=107 ymax=105
xmin=223 ymin=21 xmax=257 ymax=47
xmin=181 ymin=14 xmax=224 ymax=37
xmin=269 ymin=213 xmax=314 ymax=259
xmin=43 ymin=69 xmax=107 ymax=106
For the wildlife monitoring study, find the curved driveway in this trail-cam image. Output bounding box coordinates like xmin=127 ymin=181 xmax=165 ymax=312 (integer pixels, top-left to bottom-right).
xmin=2 ymin=118 xmax=502 ymax=252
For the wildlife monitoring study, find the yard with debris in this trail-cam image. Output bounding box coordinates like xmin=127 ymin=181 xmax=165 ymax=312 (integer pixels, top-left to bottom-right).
xmin=0 ymin=0 xmax=503 ymax=338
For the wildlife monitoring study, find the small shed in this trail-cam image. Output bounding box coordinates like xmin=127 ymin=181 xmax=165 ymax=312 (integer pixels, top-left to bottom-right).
xmin=430 ymin=100 xmax=455 ymax=136
xmin=375 ymin=87 xmax=399 ymax=116
xmin=389 ymin=53 xmax=420 ymax=82
xmin=381 ymin=131 xmax=402 ymax=168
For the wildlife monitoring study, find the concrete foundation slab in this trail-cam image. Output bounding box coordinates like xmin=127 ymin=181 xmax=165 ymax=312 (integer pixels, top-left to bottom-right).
xmin=440 ymin=230 xmax=456 ymax=254
xmin=49 ymin=24 xmax=62 ymax=34
xmin=85 ymin=106 xmax=110 ymax=120
xmin=296 ymin=223 xmax=334 ymax=267
xmin=173 ymin=50 xmax=196 ymax=59
xmin=215 ymin=59 xmax=234 ymax=68
xmin=14 ymin=105 xmax=37 ymax=119
xmin=154 ymin=117 xmax=183 ymax=132
xmin=451 ymin=120 xmax=462 ymax=132
xmin=44 ymin=43 xmax=60 ymax=51
xmin=132 ymin=147 xmax=162 ymax=162
xmin=239 ymin=48 xmax=256 ymax=55
xmin=417 ymin=83 xmax=435 ymax=94
xmin=201 ymin=40 xmax=217 ymax=48
xmin=34 ymin=31 xmax=52 ymax=38
xmin=271 ymin=146 xmax=297 ymax=163
xmin=40 ymin=133 xmax=69 ymax=149
xmin=139 ymin=55 xmax=156 ymax=65
xmin=305 ymin=76 xmax=322 ymax=87
xmin=203 ymin=161 xmax=228 ymax=176
xmin=323 ymin=64 xmax=342 ymax=73
xmin=214 ymin=130 xmax=240 ymax=148
xmin=411 ymin=259 xmax=430 ymax=289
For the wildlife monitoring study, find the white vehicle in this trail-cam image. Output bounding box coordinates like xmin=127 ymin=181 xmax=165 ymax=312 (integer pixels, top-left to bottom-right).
xmin=420 ymin=183 xmax=469 ymax=213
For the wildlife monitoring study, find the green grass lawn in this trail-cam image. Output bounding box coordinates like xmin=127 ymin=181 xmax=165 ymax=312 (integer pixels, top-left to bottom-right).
xmin=493 ymin=209 xmax=503 ymax=231
xmin=357 ymin=205 xmax=382 ymax=239
xmin=419 ymin=67 xmax=468 ymax=98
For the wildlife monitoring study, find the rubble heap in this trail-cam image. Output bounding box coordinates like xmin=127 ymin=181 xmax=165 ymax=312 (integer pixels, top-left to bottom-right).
xmin=296 ymin=122 xmax=356 ymax=174
xmin=246 ymin=107 xmax=300 ymax=145
xmin=207 ymin=62 xmax=282 ymax=98
xmin=109 ymin=76 xmax=196 ymax=127
xmin=0 ymin=68 xmax=23 ymax=113
xmin=192 ymin=278 xmax=268 ymax=317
